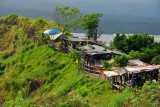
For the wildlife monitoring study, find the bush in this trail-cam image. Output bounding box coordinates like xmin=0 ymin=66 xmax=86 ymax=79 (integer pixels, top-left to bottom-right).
xmin=130 ymin=82 xmax=160 ymax=106
xmin=3 ymin=91 xmax=27 ymax=107
xmin=0 ymin=52 xmax=10 ymax=59
xmin=108 ymin=88 xmax=133 ymax=107
xmin=151 ymin=55 xmax=160 ymax=65
xmin=57 ymin=41 xmax=62 ymax=50
xmin=35 ymin=30 xmax=44 ymax=37
xmin=31 ymin=17 xmax=47 ymax=29
xmin=140 ymin=48 xmax=158 ymax=63
xmin=0 ymin=24 xmax=7 ymax=34
xmin=21 ymin=17 xmax=31 ymax=27
xmin=128 ymin=50 xmax=141 ymax=59
xmin=114 ymin=54 xmax=129 ymax=67
xmin=102 ymin=60 xmax=112 ymax=70
xmin=78 ymin=88 xmax=88 ymax=97
xmin=112 ymin=33 xmax=154 ymax=53
xmin=70 ymin=49 xmax=82 ymax=61
xmin=4 ymin=14 xmax=18 ymax=24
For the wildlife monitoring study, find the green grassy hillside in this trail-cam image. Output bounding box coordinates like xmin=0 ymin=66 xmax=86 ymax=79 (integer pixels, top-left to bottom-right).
xmin=0 ymin=44 xmax=131 ymax=106
xmin=0 ymin=14 xmax=160 ymax=107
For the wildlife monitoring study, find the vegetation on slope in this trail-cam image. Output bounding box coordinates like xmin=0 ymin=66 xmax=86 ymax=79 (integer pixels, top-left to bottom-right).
xmin=0 ymin=44 xmax=132 ymax=106
xmin=0 ymin=14 xmax=160 ymax=107
xmin=0 ymin=14 xmax=63 ymax=52
xmin=111 ymin=33 xmax=160 ymax=64
xmin=0 ymin=14 xmax=130 ymax=106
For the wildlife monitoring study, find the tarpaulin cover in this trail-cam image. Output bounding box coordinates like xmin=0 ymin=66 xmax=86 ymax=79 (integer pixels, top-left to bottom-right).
xmin=44 ymin=29 xmax=61 ymax=35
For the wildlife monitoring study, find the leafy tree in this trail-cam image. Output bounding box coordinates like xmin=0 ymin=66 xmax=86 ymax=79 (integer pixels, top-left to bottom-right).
xmin=112 ymin=33 xmax=126 ymax=51
xmin=140 ymin=48 xmax=158 ymax=63
xmin=112 ymin=33 xmax=154 ymax=53
xmin=53 ymin=6 xmax=81 ymax=31
xmin=81 ymin=13 xmax=103 ymax=42
xmin=70 ymin=49 xmax=82 ymax=73
xmin=125 ymin=33 xmax=154 ymax=53
xmin=151 ymin=55 xmax=160 ymax=65
xmin=114 ymin=54 xmax=129 ymax=67
xmin=128 ymin=50 xmax=141 ymax=59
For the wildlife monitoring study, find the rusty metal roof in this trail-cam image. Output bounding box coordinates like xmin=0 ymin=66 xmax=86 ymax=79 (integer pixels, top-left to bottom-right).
xmin=67 ymin=37 xmax=86 ymax=42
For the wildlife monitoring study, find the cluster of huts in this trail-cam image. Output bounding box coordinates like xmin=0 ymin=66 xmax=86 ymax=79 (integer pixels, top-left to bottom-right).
xmin=46 ymin=34 xmax=160 ymax=90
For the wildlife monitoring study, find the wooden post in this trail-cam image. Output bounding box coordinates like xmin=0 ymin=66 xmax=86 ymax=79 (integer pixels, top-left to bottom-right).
xmin=131 ymin=73 xmax=133 ymax=89
xmin=116 ymin=76 xmax=117 ymax=85
xmin=120 ymin=76 xmax=122 ymax=90
xmin=87 ymin=55 xmax=88 ymax=65
xmin=151 ymin=71 xmax=152 ymax=82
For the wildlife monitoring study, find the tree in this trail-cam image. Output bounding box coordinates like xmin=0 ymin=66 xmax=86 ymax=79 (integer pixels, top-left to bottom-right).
xmin=70 ymin=49 xmax=82 ymax=74
xmin=114 ymin=54 xmax=129 ymax=67
xmin=128 ymin=50 xmax=141 ymax=59
xmin=151 ymin=55 xmax=160 ymax=65
xmin=112 ymin=33 xmax=155 ymax=53
xmin=81 ymin=13 xmax=103 ymax=42
xmin=140 ymin=48 xmax=159 ymax=63
xmin=53 ymin=6 xmax=81 ymax=31
xmin=112 ymin=33 xmax=126 ymax=51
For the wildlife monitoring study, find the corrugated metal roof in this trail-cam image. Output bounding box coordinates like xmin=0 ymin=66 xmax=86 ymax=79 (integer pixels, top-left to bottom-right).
xmin=111 ymin=50 xmax=127 ymax=56
xmin=68 ymin=37 xmax=86 ymax=42
xmin=104 ymin=71 xmax=119 ymax=77
xmin=82 ymin=45 xmax=112 ymax=55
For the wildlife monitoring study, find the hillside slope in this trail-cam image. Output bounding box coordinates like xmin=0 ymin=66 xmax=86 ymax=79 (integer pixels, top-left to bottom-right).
xmin=0 ymin=44 xmax=127 ymax=106
xmin=0 ymin=14 xmax=160 ymax=107
xmin=0 ymin=14 xmax=125 ymax=106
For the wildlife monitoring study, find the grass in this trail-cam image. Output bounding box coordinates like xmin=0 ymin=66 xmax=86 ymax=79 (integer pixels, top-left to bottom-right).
xmin=129 ymin=81 xmax=160 ymax=106
xmin=1 ymin=14 xmax=160 ymax=107
xmin=0 ymin=44 xmax=124 ymax=106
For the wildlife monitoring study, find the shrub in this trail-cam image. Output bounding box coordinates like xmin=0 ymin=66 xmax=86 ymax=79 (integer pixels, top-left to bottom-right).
xmin=21 ymin=45 xmax=30 ymax=53
xmin=151 ymin=55 xmax=160 ymax=65
xmin=4 ymin=14 xmax=18 ymax=24
xmin=140 ymin=48 xmax=158 ymax=63
xmin=108 ymin=88 xmax=133 ymax=107
xmin=114 ymin=54 xmax=129 ymax=67
xmin=102 ymin=60 xmax=112 ymax=70
xmin=70 ymin=49 xmax=82 ymax=61
xmin=0 ymin=24 xmax=7 ymax=34
xmin=0 ymin=52 xmax=10 ymax=59
xmin=31 ymin=17 xmax=47 ymax=29
xmin=21 ymin=17 xmax=31 ymax=27
xmin=3 ymin=91 xmax=27 ymax=107
xmin=57 ymin=41 xmax=62 ymax=50
xmin=130 ymin=82 xmax=160 ymax=106
xmin=78 ymin=88 xmax=88 ymax=97
xmin=128 ymin=50 xmax=141 ymax=59
xmin=35 ymin=30 xmax=44 ymax=37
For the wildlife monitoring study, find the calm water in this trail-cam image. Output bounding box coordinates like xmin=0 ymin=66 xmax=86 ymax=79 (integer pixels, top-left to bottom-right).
xmin=1 ymin=0 xmax=160 ymax=34
xmin=72 ymin=33 xmax=160 ymax=46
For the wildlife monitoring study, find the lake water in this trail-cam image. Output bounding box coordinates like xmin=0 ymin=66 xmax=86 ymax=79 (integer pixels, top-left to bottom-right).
xmin=71 ymin=33 xmax=160 ymax=46
xmin=1 ymin=0 xmax=160 ymax=34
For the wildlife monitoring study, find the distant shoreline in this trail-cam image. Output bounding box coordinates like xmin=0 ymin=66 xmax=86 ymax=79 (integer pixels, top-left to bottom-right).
xmin=72 ymin=33 xmax=160 ymax=46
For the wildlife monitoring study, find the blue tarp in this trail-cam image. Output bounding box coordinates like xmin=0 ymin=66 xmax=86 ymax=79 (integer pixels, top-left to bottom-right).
xmin=44 ymin=29 xmax=61 ymax=35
